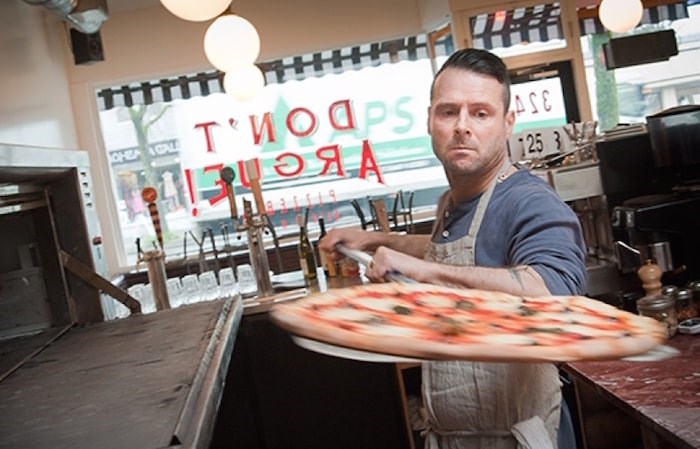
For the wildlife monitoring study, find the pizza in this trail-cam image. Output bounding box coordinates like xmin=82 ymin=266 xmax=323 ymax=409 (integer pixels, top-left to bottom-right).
xmin=269 ymin=282 xmax=667 ymax=362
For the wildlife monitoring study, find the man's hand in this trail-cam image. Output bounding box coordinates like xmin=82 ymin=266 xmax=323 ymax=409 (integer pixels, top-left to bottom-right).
xmin=365 ymin=246 xmax=428 ymax=283
xmin=318 ymin=228 xmax=382 ymax=262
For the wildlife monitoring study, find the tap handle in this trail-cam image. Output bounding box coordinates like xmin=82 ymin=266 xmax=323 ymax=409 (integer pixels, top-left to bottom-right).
xmin=220 ymin=167 xmax=239 ymax=222
xmin=244 ymin=159 xmax=266 ymax=216
xmin=141 ymin=187 xmax=164 ymax=251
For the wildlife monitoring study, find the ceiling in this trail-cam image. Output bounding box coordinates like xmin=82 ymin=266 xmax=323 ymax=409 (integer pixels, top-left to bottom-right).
xmin=108 ymin=0 xmax=604 ymax=15
xmin=107 ymin=0 xmax=160 ymax=13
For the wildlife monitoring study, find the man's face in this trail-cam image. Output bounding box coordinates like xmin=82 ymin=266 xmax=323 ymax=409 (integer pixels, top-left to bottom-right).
xmin=427 ymin=67 xmax=515 ymax=178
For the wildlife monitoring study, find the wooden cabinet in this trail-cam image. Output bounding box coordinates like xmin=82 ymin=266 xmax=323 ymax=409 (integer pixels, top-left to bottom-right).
xmin=395 ymin=363 xmax=425 ymax=449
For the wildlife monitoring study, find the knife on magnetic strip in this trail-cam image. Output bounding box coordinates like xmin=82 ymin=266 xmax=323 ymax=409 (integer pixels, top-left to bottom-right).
xmin=335 ymin=243 xmax=415 ymax=283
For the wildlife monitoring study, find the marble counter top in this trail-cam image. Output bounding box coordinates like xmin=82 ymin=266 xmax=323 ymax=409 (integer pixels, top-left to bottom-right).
xmin=564 ymin=335 xmax=700 ymax=449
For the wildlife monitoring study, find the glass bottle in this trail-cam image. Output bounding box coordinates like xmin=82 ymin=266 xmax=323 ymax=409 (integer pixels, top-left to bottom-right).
xmin=298 ymin=224 xmax=318 ymax=284
xmin=317 ymin=218 xmax=337 ymax=278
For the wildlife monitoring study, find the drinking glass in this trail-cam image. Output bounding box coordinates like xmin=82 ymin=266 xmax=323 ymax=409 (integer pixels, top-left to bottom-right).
xmin=181 ymin=274 xmax=201 ymax=304
xmin=236 ymin=264 xmax=257 ymax=298
xmin=140 ymin=283 xmax=156 ymax=314
xmin=128 ymin=283 xmax=155 ymax=314
xmin=166 ymin=277 xmax=184 ymax=308
xmin=199 ymin=270 xmax=220 ymax=301
xmin=218 ymin=267 xmax=238 ymax=298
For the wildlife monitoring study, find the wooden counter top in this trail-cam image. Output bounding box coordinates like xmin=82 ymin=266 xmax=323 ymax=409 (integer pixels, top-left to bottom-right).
xmin=0 ymin=297 xmax=243 ymax=449
xmin=563 ymin=335 xmax=700 ymax=449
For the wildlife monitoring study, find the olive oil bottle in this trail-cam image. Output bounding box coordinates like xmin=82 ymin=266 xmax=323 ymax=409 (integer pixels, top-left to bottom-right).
xmin=298 ymin=223 xmax=318 ymax=283
xmin=318 ymin=218 xmax=337 ymax=277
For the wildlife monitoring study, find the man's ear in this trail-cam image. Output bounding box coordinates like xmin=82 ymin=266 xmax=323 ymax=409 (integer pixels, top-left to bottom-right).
xmin=426 ymin=106 xmax=432 ymax=135
xmin=504 ymin=110 xmax=515 ymax=137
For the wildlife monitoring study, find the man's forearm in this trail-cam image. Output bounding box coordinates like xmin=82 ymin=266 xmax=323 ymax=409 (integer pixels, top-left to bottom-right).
xmin=374 ymin=233 xmax=431 ymax=258
xmin=417 ymin=263 xmax=551 ymax=296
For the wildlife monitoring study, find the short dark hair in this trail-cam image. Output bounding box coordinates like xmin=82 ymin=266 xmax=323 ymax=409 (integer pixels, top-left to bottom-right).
xmin=430 ymin=48 xmax=511 ymax=112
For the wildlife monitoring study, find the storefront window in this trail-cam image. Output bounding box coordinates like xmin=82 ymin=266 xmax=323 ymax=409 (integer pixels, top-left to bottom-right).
xmin=581 ymin=2 xmax=699 ymax=131
xmin=96 ymin=34 xmax=453 ymax=267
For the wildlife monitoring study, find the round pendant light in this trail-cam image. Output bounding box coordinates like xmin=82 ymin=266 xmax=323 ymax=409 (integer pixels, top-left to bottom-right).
xmin=204 ymin=14 xmax=261 ymax=72
xmin=223 ymin=65 xmax=265 ymax=102
xmin=598 ymin=0 xmax=644 ymax=33
xmin=159 ymin=0 xmax=231 ymax=22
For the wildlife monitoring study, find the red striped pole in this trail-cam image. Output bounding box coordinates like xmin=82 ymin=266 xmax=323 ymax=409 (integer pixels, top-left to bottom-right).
xmin=141 ymin=187 xmax=163 ymax=251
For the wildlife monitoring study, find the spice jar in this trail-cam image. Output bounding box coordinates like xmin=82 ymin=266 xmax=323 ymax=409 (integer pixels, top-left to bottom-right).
xmin=675 ymin=288 xmax=698 ymax=321
xmin=636 ymin=294 xmax=678 ymax=338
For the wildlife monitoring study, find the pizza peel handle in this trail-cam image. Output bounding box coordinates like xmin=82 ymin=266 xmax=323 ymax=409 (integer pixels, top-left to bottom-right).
xmin=335 ymin=244 xmax=415 ymax=283
xmin=335 ymin=244 xmax=372 ymax=265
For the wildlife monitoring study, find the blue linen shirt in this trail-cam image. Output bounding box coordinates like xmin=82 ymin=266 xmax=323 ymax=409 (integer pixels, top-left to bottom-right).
xmin=432 ymin=168 xmax=587 ymax=296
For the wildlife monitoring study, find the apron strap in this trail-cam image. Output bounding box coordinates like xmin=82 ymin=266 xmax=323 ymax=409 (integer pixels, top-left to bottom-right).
xmin=466 ymin=158 xmax=513 ymax=239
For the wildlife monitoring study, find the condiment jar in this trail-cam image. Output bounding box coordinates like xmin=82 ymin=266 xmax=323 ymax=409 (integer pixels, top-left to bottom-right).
xmin=661 ymin=285 xmax=678 ymax=300
xmin=636 ymin=294 xmax=678 ymax=338
xmin=687 ymin=280 xmax=700 ymax=306
xmin=675 ymin=288 xmax=698 ymax=321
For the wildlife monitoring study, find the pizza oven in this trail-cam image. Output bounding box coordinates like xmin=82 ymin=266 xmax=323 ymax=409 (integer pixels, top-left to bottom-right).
xmin=0 ymin=144 xmax=109 ymax=341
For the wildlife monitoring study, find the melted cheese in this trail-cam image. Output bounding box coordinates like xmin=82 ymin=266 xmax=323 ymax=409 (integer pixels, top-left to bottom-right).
xmin=479 ymin=333 xmax=538 ymax=346
xmin=353 ymin=297 xmax=406 ymax=313
xmin=365 ymin=324 xmax=422 ymax=338
xmin=319 ymin=308 xmax=376 ymax=322
xmin=416 ymin=294 xmax=457 ymax=308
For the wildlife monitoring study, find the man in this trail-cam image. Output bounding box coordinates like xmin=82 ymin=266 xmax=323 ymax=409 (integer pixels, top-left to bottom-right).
xmin=320 ymin=48 xmax=586 ymax=448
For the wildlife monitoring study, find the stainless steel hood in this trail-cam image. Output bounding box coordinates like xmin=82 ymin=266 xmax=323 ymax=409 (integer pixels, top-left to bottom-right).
xmin=0 ymin=144 xmax=91 ymax=215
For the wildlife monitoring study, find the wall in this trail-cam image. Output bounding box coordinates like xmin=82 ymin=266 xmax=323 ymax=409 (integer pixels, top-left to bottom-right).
xmin=0 ymin=1 xmax=78 ymax=149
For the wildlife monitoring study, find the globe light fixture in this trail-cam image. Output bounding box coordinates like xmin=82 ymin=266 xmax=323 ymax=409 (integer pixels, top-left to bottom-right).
xmin=223 ymin=64 xmax=265 ymax=102
xmin=204 ymin=14 xmax=261 ymax=72
xmin=159 ymin=0 xmax=231 ymax=22
xmin=598 ymin=0 xmax=644 ymax=33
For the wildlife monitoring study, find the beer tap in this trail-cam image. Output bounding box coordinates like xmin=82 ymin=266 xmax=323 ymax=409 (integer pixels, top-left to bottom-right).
xmin=188 ymin=230 xmax=207 ymax=275
xmin=220 ymin=223 xmax=238 ymax=279
xmin=139 ymin=187 xmax=171 ymax=311
xmin=207 ymin=226 xmax=221 ymax=279
xmin=220 ymin=162 xmax=275 ymax=298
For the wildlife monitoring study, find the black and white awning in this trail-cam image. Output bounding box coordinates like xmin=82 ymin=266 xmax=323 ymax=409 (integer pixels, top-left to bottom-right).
xmin=96 ymin=33 xmax=453 ymax=111
xmin=470 ymin=3 xmax=564 ymax=50
xmin=578 ymin=1 xmax=689 ymax=35
xmin=468 ymin=1 xmax=689 ymax=50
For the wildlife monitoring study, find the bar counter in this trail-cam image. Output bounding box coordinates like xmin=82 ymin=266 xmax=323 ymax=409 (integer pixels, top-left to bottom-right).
xmin=0 ymin=297 xmax=242 ymax=449
xmin=563 ymin=335 xmax=700 ymax=449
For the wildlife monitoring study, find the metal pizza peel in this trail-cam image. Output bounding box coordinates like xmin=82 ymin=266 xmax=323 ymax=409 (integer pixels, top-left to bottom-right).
xmin=292 ymin=336 xmax=424 ymax=363
xmin=619 ymin=344 xmax=679 ymax=362
xmin=283 ymin=245 xmax=680 ymax=363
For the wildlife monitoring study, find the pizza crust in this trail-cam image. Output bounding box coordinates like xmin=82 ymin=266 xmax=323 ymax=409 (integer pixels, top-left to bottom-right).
xmin=269 ymin=283 xmax=667 ymax=362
